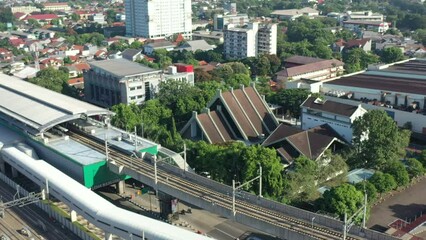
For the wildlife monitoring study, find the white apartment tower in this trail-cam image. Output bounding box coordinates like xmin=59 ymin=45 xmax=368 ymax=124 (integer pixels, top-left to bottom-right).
xmin=224 ymin=22 xmax=277 ymax=59
xmin=125 ymin=0 xmax=192 ymax=39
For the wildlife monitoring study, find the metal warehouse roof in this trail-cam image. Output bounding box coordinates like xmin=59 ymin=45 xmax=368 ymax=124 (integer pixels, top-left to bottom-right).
xmin=0 ymin=73 xmax=111 ymax=133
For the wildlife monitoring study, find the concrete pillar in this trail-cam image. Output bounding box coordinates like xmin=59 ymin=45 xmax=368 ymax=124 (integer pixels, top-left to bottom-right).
xmin=158 ymin=191 xmax=173 ymax=219
xmin=11 ymin=166 xmax=18 ymax=178
xmin=116 ymin=180 xmax=125 ymax=195
xmin=70 ymin=209 xmax=77 ymax=222
xmin=0 ymin=159 xmax=5 ymax=173
xmin=105 ymin=232 xmax=113 ymax=240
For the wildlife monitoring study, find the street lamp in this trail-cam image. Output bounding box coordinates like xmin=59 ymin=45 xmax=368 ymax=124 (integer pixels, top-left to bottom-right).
xmin=311 ymin=217 xmax=315 ymax=228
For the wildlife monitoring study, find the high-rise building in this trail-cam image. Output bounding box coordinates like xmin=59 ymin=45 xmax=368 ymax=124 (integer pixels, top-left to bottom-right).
xmin=224 ymin=22 xmax=277 ymax=59
xmin=125 ymin=0 xmax=192 ymax=39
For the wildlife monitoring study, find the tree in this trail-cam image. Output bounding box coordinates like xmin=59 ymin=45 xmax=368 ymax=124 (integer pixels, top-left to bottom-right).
xmin=380 ymin=47 xmax=404 ymax=63
xmin=29 ymin=67 xmax=69 ymax=93
xmin=70 ymin=13 xmax=80 ymax=21
xmin=419 ymin=150 xmax=426 ymax=167
xmin=319 ymin=184 xmax=364 ymax=219
xmin=369 ymin=172 xmax=397 ymax=193
xmin=406 ymin=158 xmax=425 ymax=178
xmin=63 ymin=56 xmax=72 ymax=64
xmin=343 ymin=48 xmax=379 ymax=73
xmin=271 ymin=89 xmax=318 ymax=118
xmin=352 ymin=110 xmax=411 ymax=170
xmin=0 ymin=7 xmax=14 ymax=23
xmin=383 ymin=160 xmax=410 ymax=187
xmin=284 ymin=156 xmax=319 ymax=203
xmin=224 ymin=73 xmax=251 ymax=88
xmin=194 ymin=68 xmax=213 ymax=82
xmin=255 ymin=56 xmax=271 ymax=76
xmin=355 ymin=181 xmax=377 ymax=204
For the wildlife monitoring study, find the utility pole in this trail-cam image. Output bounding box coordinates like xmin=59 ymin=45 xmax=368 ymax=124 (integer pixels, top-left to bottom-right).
xmin=363 ymin=192 xmax=367 ymax=229
xmin=183 ymin=143 xmax=187 ymax=174
xmin=105 ymin=133 xmax=109 ymax=162
xmin=232 ymin=179 xmax=236 ymax=216
xmin=259 ymin=164 xmax=262 ymax=198
xmin=343 ymin=212 xmax=347 ymax=240
xmin=134 ymin=126 xmax=138 ymax=153
xmin=232 ymin=164 xmax=262 ymax=216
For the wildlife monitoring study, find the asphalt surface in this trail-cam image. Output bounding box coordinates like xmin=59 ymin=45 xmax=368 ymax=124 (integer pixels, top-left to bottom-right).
xmin=0 ymin=182 xmax=79 ymax=240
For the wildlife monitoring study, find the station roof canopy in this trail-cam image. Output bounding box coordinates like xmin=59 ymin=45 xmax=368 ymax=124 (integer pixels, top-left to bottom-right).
xmin=0 ymin=73 xmax=111 ymax=134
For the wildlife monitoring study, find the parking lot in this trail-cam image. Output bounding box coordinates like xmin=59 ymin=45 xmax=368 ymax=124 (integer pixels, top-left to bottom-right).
xmin=368 ymin=177 xmax=426 ymax=236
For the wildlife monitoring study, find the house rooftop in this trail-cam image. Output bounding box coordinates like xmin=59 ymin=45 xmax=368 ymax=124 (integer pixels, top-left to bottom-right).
xmin=277 ymin=59 xmax=344 ymax=78
xmin=271 ymin=7 xmax=318 ymax=16
xmin=88 ymin=59 xmax=160 ymax=77
xmin=301 ymin=97 xmax=359 ymax=117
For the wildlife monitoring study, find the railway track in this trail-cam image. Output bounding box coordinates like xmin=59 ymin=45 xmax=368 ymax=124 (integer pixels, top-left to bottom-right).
xmin=68 ymin=131 xmax=360 ymax=240
xmin=0 ymin=187 xmax=41 ymax=240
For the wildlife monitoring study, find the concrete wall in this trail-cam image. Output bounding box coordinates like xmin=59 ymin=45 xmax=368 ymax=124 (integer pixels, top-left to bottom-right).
xmin=113 ymin=161 xmax=398 ymax=240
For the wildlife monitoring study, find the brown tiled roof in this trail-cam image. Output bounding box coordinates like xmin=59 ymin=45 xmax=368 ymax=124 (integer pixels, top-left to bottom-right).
xmin=344 ymin=38 xmax=370 ymax=48
xmin=262 ymin=124 xmax=303 ymax=147
xmin=244 ymin=87 xmax=277 ymax=132
xmin=277 ymin=59 xmax=344 ymax=78
xmin=263 ymin=124 xmax=344 ymax=161
xmin=301 ymin=97 xmax=359 ymax=117
xmin=209 ymin=111 xmax=234 ymax=141
xmin=222 ymin=91 xmax=257 ymax=138
xmin=197 ymin=113 xmax=224 ymax=143
xmin=285 ymin=55 xmax=324 ymax=65
xmin=233 ymin=90 xmax=264 ymax=135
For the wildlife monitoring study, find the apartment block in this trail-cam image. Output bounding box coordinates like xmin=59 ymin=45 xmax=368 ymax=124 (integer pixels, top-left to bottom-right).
xmin=125 ymin=0 xmax=192 ymax=39
xmin=224 ymin=22 xmax=277 ymax=59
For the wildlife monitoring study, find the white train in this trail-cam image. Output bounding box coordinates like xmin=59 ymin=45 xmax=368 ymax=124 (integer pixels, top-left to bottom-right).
xmin=0 ymin=145 xmax=211 ymax=240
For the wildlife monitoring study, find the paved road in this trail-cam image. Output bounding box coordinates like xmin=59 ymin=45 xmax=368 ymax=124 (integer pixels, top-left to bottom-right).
xmin=0 ymin=182 xmax=79 ymax=240
xmin=368 ymin=177 xmax=426 ymax=238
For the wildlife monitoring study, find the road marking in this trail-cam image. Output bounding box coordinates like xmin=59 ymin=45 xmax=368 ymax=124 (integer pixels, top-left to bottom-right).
xmin=215 ymin=228 xmax=236 ymax=239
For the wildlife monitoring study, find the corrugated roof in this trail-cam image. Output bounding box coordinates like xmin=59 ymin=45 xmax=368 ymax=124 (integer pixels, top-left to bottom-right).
xmin=89 ymin=59 xmax=160 ymax=77
xmin=0 ymin=74 xmax=111 ymax=133
xmin=301 ymin=97 xmax=359 ymax=117
xmin=277 ymin=59 xmax=344 ymax=78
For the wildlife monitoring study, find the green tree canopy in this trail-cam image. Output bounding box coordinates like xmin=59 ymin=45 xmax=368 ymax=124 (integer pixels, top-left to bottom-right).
xmin=383 ymin=160 xmax=410 ymax=187
xmin=369 ymin=172 xmax=397 ymax=193
xmin=29 ymin=67 xmax=69 ymax=93
xmin=270 ymin=89 xmax=319 ymax=118
xmin=342 ymin=48 xmax=379 ymax=73
xmin=406 ymin=158 xmax=425 ymax=178
xmin=355 ymin=181 xmax=377 ymax=204
xmin=380 ymin=47 xmax=404 ymax=63
xmin=319 ymin=183 xmax=364 ymax=219
xmin=352 ymin=110 xmax=410 ymax=169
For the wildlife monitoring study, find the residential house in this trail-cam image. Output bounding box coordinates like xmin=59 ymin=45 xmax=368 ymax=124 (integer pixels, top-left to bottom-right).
xmin=181 ymin=85 xmax=279 ymax=145
xmin=108 ymin=50 xmax=122 ymax=59
xmin=262 ymin=124 xmax=347 ymax=167
xmin=94 ymin=50 xmax=108 ymax=60
xmin=0 ymin=48 xmax=13 ymax=62
xmin=23 ymin=14 xmax=59 ymax=25
xmin=271 ymin=7 xmax=319 ymax=20
xmin=122 ymin=48 xmax=143 ymax=62
xmin=164 ymin=64 xmax=195 ymax=85
xmin=332 ymin=38 xmax=372 ymax=53
xmin=40 ymin=57 xmax=63 ymax=69
xmin=176 ymin=40 xmax=216 ymax=52
xmin=300 ymin=97 xmax=367 ymax=143
xmin=143 ymin=41 xmax=176 ymax=55
xmin=276 ymin=56 xmax=344 ymax=87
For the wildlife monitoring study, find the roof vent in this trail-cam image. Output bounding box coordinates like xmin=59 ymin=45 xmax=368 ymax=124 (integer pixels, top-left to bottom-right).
xmin=314 ymin=97 xmax=326 ymax=105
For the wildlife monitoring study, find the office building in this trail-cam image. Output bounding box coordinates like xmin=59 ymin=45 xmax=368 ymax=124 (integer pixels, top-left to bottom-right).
xmin=125 ymin=0 xmax=192 ymax=39
xmin=84 ymin=59 xmax=162 ymax=107
xmin=224 ymin=22 xmax=277 ymax=59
